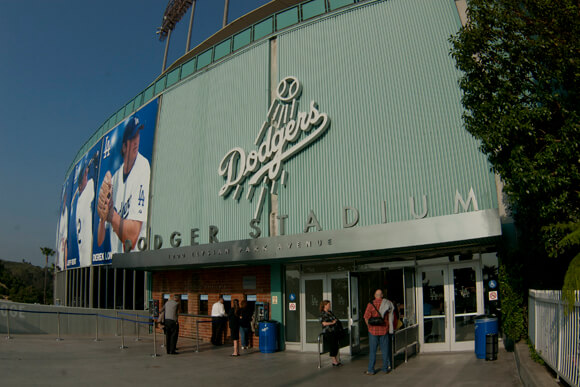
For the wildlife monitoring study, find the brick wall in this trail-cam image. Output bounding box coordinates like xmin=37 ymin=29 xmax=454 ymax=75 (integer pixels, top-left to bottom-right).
xmin=152 ymin=265 xmax=270 ymax=347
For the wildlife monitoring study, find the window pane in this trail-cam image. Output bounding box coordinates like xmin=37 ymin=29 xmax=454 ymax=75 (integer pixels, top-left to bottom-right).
xmin=197 ymin=49 xmax=213 ymax=69
xmin=214 ymin=38 xmax=231 ymax=60
xmin=143 ymin=85 xmax=155 ymax=102
xmin=233 ymin=28 xmax=251 ymax=51
xmin=154 ymin=76 xmax=166 ymax=95
xmin=253 ymin=17 xmax=273 ymax=40
xmin=328 ymin=0 xmax=355 ymax=11
xmin=166 ymin=67 xmax=180 ymax=87
xmin=302 ymin=0 xmax=326 ymax=20
xmin=276 ymin=7 xmax=298 ymax=30
xmin=181 ymin=58 xmax=196 ymax=79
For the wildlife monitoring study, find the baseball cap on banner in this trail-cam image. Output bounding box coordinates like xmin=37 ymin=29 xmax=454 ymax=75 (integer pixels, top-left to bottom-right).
xmin=122 ymin=115 xmax=144 ymax=143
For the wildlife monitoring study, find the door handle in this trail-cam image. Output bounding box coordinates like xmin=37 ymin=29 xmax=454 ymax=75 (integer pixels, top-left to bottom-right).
xmin=444 ymin=302 xmax=447 ymax=328
xmin=452 ymin=301 xmax=455 ymax=328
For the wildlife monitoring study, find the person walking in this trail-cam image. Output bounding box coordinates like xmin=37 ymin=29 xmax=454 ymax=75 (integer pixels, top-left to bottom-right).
xmin=160 ymin=294 xmax=180 ymax=355
xmin=319 ymin=300 xmax=342 ymax=366
xmin=363 ymin=289 xmax=394 ymax=375
xmin=228 ymin=299 xmax=241 ymax=356
xmin=239 ymin=300 xmax=253 ymax=349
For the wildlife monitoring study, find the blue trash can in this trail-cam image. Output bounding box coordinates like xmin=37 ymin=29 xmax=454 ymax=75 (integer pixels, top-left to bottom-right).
xmin=259 ymin=321 xmax=278 ymax=353
xmin=475 ymin=317 xmax=498 ymax=359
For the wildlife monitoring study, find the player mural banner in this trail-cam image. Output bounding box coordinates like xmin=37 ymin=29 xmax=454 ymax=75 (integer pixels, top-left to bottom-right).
xmin=56 ymin=98 xmax=158 ymax=271
xmin=92 ymin=98 xmax=158 ymax=266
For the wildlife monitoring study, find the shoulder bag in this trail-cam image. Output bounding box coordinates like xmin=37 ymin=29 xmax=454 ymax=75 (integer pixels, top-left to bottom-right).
xmin=367 ymin=302 xmax=385 ymax=326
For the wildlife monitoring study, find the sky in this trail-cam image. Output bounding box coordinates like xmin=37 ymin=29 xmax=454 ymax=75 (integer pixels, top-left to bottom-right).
xmin=0 ymin=0 xmax=271 ymax=267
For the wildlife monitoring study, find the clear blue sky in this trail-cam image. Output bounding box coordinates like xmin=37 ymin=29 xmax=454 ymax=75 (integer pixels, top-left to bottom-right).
xmin=0 ymin=0 xmax=270 ymax=267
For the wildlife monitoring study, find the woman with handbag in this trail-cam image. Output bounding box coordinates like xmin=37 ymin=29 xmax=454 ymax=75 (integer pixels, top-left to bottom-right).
xmin=363 ymin=289 xmax=395 ymax=375
xmin=319 ymin=300 xmax=342 ymax=367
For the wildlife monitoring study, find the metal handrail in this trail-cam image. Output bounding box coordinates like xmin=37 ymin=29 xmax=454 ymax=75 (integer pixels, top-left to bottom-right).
xmin=317 ymin=332 xmax=325 ymax=368
xmin=393 ymin=324 xmax=419 ymax=364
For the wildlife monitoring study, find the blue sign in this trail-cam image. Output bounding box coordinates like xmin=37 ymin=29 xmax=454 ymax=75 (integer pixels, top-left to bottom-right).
xmin=289 ymin=293 xmax=296 ymax=301
xmin=489 ymin=280 xmax=497 ymax=289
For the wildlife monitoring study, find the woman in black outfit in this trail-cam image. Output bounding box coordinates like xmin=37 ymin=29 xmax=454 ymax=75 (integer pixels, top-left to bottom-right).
xmin=228 ymin=299 xmax=241 ymax=356
xmin=239 ymin=300 xmax=253 ymax=349
xmin=319 ymin=300 xmax=342 ymax=366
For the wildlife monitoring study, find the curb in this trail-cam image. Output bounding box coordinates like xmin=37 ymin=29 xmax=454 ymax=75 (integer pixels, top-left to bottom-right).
xmin=514 ymin=341 xmax=559 ymax=387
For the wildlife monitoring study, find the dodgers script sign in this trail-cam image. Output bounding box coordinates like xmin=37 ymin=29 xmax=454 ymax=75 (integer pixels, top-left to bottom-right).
xmin=218 ymin=76 xmax=330 ymax=219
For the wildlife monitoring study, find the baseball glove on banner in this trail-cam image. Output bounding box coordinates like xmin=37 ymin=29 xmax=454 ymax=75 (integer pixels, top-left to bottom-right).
xmin=97 ymin=171 xmax=113 ymax=222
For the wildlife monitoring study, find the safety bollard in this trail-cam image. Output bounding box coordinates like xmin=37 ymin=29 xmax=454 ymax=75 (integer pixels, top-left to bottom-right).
xmin=152 ymin=319 xmax=159 ymax=357
xmin=120 ymin=316 xmax=127 ymax=349
xmin=5 ymin=311 xmax=12 ymax=340
xmin=56 ymin=311 xmax=63 ymax=341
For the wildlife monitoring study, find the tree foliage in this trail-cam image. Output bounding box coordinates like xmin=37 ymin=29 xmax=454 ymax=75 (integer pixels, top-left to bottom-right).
xmin=450 ymin=0 xmax=580 ymax=288
xmin=0 ymin=260 xmax=53 ymax=304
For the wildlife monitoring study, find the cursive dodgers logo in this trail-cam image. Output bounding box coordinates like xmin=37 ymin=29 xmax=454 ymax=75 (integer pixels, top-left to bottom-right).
xmin=218 ymin=76 xmax=330 ymax=220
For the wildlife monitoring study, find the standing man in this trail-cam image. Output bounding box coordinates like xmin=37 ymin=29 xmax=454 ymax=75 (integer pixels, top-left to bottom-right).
xmin=75 ymin=159 xmax=95 ymax=267
xmin=211 ymin=295 xmax=227 ymax=345
xmin=363 ymin=288 xmax=395 ymax=375
xmin=160 ymin=294 xmax=180 ymax=355
xmin=97 ymin=115 xmax=150 ymax=253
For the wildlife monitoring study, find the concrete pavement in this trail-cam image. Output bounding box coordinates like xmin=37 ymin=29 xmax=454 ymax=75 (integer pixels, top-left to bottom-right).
xmin=0 ymin=334 xmax=523 ymax=386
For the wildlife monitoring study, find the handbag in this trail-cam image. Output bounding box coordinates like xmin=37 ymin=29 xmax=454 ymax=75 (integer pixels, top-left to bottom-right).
xmin=367 ymin=302 xmax=386 ymax=326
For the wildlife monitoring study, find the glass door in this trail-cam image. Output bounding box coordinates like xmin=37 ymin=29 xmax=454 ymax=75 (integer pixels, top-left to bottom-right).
xmin=300 ymin=273 xmax=349 ymax=352
xmin=348 ymin=272 xmax=360 ymax=355
xmin=451 ymin=264 xmax=483 ymax=351
xmin=301 ymin=275 xmax=324 ymax=352
xmin=418 ymin=262 xmax=483 ymax=352
xmin=419 ymin=266 xmax=450 ymax=352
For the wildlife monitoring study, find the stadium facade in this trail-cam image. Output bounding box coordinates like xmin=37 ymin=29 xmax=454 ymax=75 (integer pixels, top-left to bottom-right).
xmin=55 ymin=0 xmax=506 ymax=353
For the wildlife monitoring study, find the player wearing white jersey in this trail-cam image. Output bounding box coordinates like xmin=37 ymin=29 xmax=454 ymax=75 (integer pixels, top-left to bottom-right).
xmin=97 ymin=116 xmax=150 ymax=254
xmin=57 ymin=196 xmax=68 ymax=270
xmin=76 ymin=164 xmax=95 ymax=267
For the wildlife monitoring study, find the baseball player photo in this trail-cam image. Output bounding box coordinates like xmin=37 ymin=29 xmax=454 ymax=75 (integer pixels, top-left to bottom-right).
xmin=95 ymin=101 xmax=156 ymax=258
xmin=71 ymin=147 xmax=100 ymax=268
xmin=56 ymin=178 xmax=72 ymax=271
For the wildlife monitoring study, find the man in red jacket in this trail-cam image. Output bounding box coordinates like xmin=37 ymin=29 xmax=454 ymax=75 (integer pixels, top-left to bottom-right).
xmin=363 ymin=288 xmax=394 ymax=375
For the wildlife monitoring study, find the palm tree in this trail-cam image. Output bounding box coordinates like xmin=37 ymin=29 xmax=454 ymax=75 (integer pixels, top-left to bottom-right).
xmin=40 ymin=247 xmax=55 ymax=304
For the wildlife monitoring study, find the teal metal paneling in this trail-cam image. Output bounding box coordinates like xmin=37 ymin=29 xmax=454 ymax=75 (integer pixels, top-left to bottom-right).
xmin=276 ymin=0 xmax=497 ymax=235
xmin=150 ymin=41 xmax=270 ymax=243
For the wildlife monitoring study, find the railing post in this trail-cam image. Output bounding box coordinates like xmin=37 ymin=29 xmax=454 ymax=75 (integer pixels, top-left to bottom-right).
xmin=56 ymin=311 xmax=63 ymax=341
xmin=5 ymin=310 xmax=12 ymax=340
xmin=115 ymin=311 xmax=119 ymax=336
xmin=196 ymin=319 xmax=200 ymax=352
xmin=119 ymin=316 xmax=127 ymax=349
xmin=152 ymin=319 xmax=159 ymax=357
xmin=94 ymin=312 xmax=100 ymax=342
xmin=405 ymin=328 xmax=408 ymax=363
xmin=556 ymin=297 xmax=563 ymax=379
xmin=135 ymin=313 xmax=141 ymax=341
xmin=318 ymin=333 xmax=322 ymax=369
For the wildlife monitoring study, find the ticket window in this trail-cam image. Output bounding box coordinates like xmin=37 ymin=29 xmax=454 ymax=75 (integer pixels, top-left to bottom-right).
xmin=246 ymin=294 xmax=257 ymax=315
xmin=180 ymin=294 xmax=188 ymax=314
xmin=223 ymin=295 xmax=231 ymax=313
xmin=199 ymin=294 xmax=209 ymax=315
xmin=162 ymin=293 xmax=170 ymax=307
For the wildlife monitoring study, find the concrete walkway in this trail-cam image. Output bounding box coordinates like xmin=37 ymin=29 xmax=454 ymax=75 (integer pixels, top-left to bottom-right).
xmin=0 ymin=334 xmax=523 ymax=386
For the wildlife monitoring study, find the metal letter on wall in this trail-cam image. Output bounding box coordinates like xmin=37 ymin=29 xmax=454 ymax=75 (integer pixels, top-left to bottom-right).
xmin=409 ymin=195 xmax=428 ymax=219
xmin=454 ymin=187 xmax=479 ymax=213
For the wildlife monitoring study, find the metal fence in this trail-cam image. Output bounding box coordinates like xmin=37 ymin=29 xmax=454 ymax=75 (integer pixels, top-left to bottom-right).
xmin=0 ymin=301 xmax=161 ymax=356
xmin=528 ymin=290 xmax=580 ymax=387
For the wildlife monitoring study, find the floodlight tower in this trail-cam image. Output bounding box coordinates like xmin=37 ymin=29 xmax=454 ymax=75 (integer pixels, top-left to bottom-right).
xmin=157 ymin=0 xmax=196 ymax=73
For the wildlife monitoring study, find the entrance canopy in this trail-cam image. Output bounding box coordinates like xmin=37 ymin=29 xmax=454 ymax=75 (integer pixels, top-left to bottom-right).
xmin=112 ymin=209 xmax=501 ymax=270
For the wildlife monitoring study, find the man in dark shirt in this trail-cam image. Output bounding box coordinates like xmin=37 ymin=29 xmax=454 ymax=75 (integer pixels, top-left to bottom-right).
xmin=160 ymin=294 xmax=180 ymax=354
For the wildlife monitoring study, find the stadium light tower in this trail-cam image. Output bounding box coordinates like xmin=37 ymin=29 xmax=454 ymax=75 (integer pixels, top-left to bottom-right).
xmin=157 ymin=0 xmax=196 ymax=72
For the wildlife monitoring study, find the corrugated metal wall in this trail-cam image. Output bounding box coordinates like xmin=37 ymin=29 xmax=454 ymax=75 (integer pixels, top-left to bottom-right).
xmin=149 ymin=41 xmax=270 ymax=243
xmin=275 ymin=0 xmax=497 ymax=234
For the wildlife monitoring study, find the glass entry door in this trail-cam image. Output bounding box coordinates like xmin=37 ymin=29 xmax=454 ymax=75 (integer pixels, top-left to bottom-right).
xmin=418 ymin=262 xmax=482 ymax=352
xmin=300 ymin=273 xmax=349 ymax=352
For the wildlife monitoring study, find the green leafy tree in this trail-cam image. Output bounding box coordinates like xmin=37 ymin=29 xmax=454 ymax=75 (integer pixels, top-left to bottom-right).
xmin=450 ymin=0 xmax=579 ymax=283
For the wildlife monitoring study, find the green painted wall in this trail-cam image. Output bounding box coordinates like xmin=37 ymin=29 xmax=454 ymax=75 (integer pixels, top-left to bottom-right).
xmin=275 ymin=0 xmax=497 ymax=235
xmin=148 ymin=42 xmax=270 ymax=242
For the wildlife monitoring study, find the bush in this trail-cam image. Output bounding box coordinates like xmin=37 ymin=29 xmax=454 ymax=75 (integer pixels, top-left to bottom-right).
xmin=499 ymin=263 xmax=526 ymax=346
